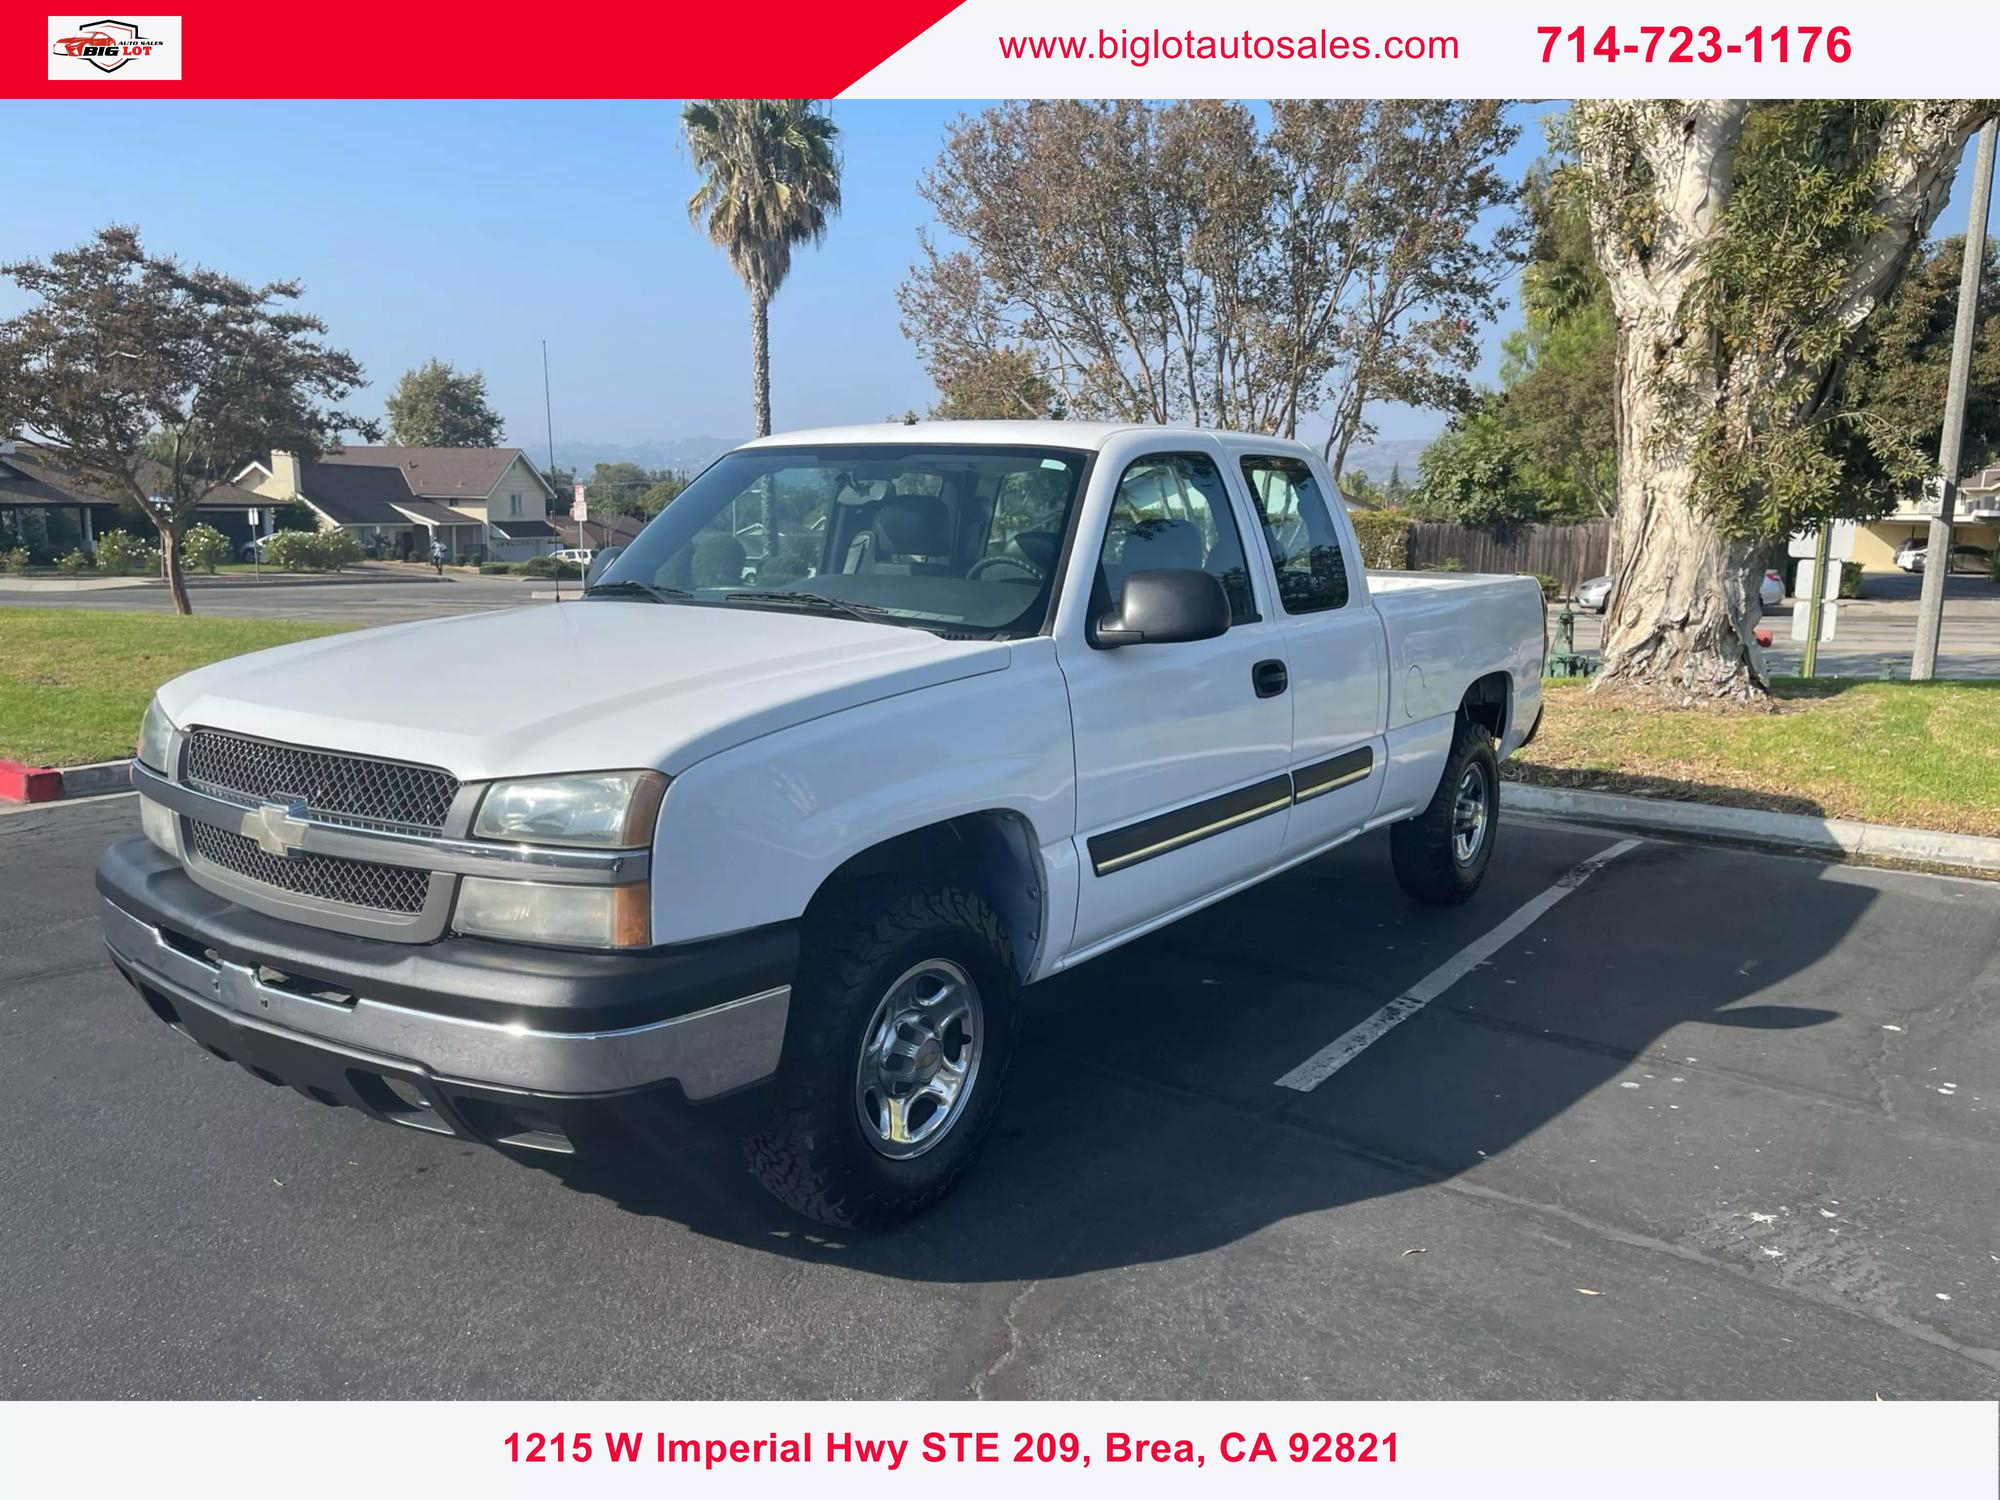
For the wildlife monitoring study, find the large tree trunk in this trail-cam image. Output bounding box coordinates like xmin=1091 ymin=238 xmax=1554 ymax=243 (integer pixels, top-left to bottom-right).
xmin=1598 ymin=328 xmax=1766 ymax=701
xmin=159 ymin=520 xmax=192 ymax=616
xmin=749 ymin=284 xmax=772 ymax=438
xmin=1576 ymin=99 xmax=1988 ymax=704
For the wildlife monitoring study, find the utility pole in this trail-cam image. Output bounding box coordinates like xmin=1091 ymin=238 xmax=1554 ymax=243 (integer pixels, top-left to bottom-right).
xmin=1913 ymin=118 xmax=1997 ymax=681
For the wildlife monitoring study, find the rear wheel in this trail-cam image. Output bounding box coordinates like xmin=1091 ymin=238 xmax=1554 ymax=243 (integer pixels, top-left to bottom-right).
xmin=747 ymin=882 xmax=1017 ymax=1229
xmin=1391 ymin=715 xmax=1499 ymax=906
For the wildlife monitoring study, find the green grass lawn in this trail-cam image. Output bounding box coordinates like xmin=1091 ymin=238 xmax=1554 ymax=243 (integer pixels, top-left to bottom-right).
xmin=0 ymin=607 xmax=347 ymax=767
xmin=1509 ymin=677 xmax=2000 ymax=836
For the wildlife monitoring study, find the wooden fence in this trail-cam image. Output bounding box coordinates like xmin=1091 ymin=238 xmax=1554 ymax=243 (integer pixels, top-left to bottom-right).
xmin=1404 ymin=520 xmax=1611 ymax=594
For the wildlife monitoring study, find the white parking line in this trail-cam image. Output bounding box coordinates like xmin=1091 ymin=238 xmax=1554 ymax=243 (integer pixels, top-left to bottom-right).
xmin=1274 ymin=838 xmax=1643 ymax=1092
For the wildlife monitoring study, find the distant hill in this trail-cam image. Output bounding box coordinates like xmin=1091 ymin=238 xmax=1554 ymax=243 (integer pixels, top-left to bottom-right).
xmin=549 ymin=438 xmax=741 ymax=476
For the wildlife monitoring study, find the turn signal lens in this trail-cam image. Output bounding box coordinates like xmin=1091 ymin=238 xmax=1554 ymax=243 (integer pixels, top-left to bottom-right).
xmin=453 ymin=877 xmax=651 ymax=950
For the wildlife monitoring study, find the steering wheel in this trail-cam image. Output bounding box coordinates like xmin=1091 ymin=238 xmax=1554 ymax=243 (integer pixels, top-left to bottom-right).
xmin=968 ymin=554 xmax=1041 ymax=584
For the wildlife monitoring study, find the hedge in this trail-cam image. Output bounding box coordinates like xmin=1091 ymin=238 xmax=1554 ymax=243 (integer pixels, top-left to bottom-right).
xmin=1346 ymin=508 xmax=1414 ymax=570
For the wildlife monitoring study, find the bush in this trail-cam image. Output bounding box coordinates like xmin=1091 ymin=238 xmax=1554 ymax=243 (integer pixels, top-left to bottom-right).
xmin=478 ymin=562 xmax=513 ymax=575
xmin=0 ymin=547 xmax=29 ymax=574
xmin=1346 ymin=508 xmax=1413 ymax=571
xmin=1431 ymin=556 xmax=1466 ymax=573
xmin=1532 ymin=573 xmax=1561 ymax=601
xmin=261 ymin=529 xmax=364 ymax=572
xmin=56 ymin=548 xmax=91 ymax=576
xmin=94 ymin=529 xmax=156 ymax=574
xmin=1838 ymin=560 xmax=1865 ymax=599
xmin=181 ymin=522 xmax=231 ymax=575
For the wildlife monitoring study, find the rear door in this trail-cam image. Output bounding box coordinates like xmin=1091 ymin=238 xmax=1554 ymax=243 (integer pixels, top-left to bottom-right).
xmin=1054 ymin=439 xmax=1293 ymax=957
xmin=1233 ymin=448 xmax=1389 ymax=856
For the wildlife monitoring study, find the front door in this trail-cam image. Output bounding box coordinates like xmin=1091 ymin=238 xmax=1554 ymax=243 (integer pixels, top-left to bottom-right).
xmin=1056 ymin=444 xmax=1293 ymax=957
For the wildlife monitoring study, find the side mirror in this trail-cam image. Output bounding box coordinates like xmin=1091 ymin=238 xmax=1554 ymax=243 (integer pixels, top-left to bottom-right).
xmin=1092 ymin=568 xmax=1231 ymax=647
xmin=584 ymin=545 xmax=623 ymax=588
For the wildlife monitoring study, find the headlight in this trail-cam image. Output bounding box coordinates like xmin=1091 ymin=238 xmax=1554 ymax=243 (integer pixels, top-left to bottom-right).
xmin=472 ymin=771 xmax=668 ymax=849
xmin=137 ymin=697 xmax=177 ymax=774
xmin=454 ymin=877 xmax=651 ymax=949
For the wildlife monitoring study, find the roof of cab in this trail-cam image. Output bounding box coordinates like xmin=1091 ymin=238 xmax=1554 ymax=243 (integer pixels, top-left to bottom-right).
xmin=735 ymin=420 xmax=1316 ymax=455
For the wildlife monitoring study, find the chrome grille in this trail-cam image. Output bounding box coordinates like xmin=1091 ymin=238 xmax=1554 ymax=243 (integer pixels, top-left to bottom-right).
xmin=183 ymin=730 xmax=458 ymax=833
xmin=185 ymin=821 xmax=430 ymax=915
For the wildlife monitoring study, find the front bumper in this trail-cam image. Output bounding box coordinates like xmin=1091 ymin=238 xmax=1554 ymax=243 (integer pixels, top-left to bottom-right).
xmin=97 ymin=838 xmax=795 ymax=1153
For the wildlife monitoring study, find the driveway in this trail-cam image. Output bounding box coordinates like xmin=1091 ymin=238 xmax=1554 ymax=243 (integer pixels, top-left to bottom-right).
xmin=0 ymin=567 xmax=557 ymax=626
xmin=4 ymin=799 xmax=1998 ymax=1399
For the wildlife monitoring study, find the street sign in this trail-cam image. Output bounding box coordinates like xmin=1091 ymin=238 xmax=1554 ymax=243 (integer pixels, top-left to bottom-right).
xmin=1791 ymin=558 xmax=1840 ymax=644
xmin=570 ymin=483 xmax=587 ymax=524
xmin=246 ymin=507 xmax=259 ymax=526
xmin=1787 ymin=520 xmax=1856 ymax=560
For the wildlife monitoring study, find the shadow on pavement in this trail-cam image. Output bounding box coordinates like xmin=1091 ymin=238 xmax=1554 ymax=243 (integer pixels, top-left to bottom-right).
xmin=533 ymin=834 xmax=1857 ymax=1283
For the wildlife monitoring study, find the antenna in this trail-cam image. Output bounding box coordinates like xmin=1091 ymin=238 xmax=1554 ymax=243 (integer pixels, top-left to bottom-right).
xmin=542 ymin=339 xmax=561 ymax=600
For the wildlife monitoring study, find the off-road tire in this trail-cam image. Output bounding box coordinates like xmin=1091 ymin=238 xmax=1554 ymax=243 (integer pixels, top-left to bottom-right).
xmin=1391 ymin=715 xmax=1499 ymax=906
xmin=747 ymin=881 xmax=1018 ymax=1229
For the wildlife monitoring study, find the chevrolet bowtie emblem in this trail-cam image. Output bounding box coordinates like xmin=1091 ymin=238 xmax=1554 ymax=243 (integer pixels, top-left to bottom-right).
xmin=244 ymin=796 xmax=310 ymax=858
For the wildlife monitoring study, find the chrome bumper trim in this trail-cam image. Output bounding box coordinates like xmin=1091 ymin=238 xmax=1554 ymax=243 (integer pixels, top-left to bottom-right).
xmin=132 ymin=760 xmax=648 ymax=886
xmin=100 ymin=896 xmax=786 ymax=1100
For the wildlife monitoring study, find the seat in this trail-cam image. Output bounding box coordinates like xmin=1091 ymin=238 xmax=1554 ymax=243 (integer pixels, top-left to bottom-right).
xmin=866 ymin=492 xmax=954 ymax=575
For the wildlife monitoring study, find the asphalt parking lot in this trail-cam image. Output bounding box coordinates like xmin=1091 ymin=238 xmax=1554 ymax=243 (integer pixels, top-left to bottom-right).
xmin=3 ymin=798 xmax=1998 ymax=1400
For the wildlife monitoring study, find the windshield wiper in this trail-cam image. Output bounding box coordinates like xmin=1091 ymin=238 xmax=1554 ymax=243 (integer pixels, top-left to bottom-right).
xmin=583 ymin=578 xmax=692 ymax=605
xmin=721 ymin=589 xmax=895 ymax=624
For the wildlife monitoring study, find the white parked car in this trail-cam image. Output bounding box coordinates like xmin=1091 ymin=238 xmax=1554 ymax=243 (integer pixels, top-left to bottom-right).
xmin=1575 ymin=569 xmax=1784 ymax=612
xmin=552 ymin=547 xmax=594 ymax=567
xmin=102 ymin=423 xmax=1546 ymax=1227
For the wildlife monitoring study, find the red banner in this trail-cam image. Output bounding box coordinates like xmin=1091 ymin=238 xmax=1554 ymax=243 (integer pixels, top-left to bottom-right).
xmin=13 ymin=1 xmax=968 ymax=98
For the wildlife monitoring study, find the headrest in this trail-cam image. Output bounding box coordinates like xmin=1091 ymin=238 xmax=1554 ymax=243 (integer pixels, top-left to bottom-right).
xmin=1117 ymin=517 xmax=1204 ymax=573
xmin=1011 ymin=529 xmax=1060 ymax=573
xmin=873 ymin=493 xmax=950 ymax=557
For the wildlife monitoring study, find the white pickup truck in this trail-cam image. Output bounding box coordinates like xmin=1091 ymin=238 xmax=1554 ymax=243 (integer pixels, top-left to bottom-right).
xmin=99 ymin=422 xmax=1545 ymax=1227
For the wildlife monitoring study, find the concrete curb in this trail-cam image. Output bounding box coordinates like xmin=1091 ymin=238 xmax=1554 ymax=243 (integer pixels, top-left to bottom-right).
xmin=0 ymin=758 xmax=130 ymax=805
xmin=1501 ymin=782 xmax=2000 ymax=874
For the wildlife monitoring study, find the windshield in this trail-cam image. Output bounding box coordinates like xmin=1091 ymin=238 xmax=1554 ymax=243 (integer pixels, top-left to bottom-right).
xmin=590 ymin=444 xmax=1091 ymax=635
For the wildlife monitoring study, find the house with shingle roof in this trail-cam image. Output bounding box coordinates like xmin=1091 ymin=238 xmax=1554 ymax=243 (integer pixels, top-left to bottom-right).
xmin=0 ymin=439 xmax=271 ymax=559
xmin=233 ymin=445 xmax=558 ymax=562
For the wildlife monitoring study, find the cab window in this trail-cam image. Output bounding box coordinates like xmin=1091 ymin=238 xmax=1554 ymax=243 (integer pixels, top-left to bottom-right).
xmin=1240 ymin=455 xmax=1349 ymax=614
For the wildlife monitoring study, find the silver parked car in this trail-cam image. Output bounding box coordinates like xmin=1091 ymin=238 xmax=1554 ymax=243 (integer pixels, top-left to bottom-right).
xmin=1573 ymin=570 xmax=1783 ymax=613
xmin=1895 ymin=539 xmax=1993 ymax=574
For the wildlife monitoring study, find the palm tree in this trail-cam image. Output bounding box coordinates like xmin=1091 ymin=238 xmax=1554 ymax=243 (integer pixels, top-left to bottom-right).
xmin=682 ymin=99 xmax=842 ymax=439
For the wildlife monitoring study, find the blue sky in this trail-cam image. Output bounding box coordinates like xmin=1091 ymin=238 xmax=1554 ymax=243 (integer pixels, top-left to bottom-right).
xmin=0 ymin=100 xmax=1990 ymax=458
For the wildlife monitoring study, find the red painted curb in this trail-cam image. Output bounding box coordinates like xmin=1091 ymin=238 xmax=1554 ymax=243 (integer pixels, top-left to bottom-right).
xmin=0 ymin=759 xmax=64 ymax=804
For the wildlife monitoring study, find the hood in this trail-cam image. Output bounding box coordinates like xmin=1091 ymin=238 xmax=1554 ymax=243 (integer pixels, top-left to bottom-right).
xmin=158 ymin=601 xmax=1011 ymax=780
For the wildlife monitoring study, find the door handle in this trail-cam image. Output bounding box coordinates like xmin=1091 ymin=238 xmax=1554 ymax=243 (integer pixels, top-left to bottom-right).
xmin=1252 ymin=659 xmax=1288 ymax=698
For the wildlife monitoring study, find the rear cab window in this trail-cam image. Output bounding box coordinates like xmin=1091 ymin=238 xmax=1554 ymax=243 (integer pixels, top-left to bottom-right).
xmin=1240 ymin=454 xmax=1350 ymax=614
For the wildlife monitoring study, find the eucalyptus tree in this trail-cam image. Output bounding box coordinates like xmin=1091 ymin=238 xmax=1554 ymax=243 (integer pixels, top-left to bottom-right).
xmin=1566 ymin=100 xmax=1993 ymax=701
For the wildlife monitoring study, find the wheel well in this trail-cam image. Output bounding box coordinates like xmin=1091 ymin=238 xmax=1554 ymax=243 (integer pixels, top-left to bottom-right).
xmin=808 ymin=811 xmax=1045 ymax=982
xmin=1460 ymin=671 xmax=1511 ymax=742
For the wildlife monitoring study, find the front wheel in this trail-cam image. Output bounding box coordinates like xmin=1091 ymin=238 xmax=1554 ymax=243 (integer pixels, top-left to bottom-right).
xmin=1391 ymin=716 xmax=1499 ymax=906
xmin=747 ymin=882 xmax=1018 ymax=1229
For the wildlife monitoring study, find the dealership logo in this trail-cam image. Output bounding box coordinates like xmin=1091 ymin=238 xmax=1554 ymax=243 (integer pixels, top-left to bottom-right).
xmin=48 ymin=16 xmax=179 ymax=78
